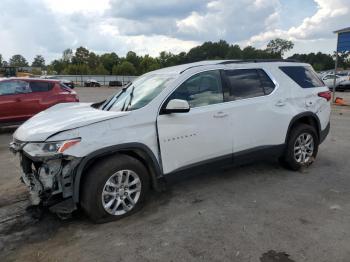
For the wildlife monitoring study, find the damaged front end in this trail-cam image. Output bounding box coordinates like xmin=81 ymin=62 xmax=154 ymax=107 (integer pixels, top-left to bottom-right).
xmin=9 ymin=139 xmax=81 ymax=219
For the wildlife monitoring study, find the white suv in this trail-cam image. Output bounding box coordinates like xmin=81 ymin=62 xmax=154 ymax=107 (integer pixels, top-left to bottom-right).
xmin=10 ymin=60 xmax=331 ymax=222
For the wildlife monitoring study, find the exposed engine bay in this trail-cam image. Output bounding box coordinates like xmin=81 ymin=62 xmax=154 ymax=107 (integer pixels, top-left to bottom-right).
xmin=10 ymin=140 xmax=81 ymax=218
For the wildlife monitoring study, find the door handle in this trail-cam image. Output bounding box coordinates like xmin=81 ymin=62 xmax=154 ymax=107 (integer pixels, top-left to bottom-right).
xmin=213 ymin=111 xmax=228 ymax=118
xmin=15 ymin=98 xmax=21 ymax=102
xmin=275 ymin=100 xmax=285 ymax=107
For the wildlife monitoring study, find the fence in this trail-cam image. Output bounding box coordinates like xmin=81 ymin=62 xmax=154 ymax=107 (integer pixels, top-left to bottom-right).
xmin=49 ymin=75 xmax=138 ymax=87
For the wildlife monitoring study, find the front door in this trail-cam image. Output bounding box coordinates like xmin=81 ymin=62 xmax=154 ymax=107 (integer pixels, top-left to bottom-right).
xmin=157 ymin=70 xmax=233 ymax=174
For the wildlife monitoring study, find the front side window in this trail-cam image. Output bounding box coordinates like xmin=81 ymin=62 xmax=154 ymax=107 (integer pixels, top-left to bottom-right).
xmin=280 ymin=66 xmax=325 ymax=88
xmin=168 ymin=70 xmax=223 ymax=108
xmin=0 ymin=80 xmax=31 ymax=95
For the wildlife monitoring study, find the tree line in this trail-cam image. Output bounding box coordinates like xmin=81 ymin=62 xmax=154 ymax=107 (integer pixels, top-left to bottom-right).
xmin=1 ymin=39 xmax=349 ymax=76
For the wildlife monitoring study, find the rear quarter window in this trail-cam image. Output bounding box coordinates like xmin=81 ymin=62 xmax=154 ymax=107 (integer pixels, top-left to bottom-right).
xmin=279 ymin=66 xmax=325 ymax=88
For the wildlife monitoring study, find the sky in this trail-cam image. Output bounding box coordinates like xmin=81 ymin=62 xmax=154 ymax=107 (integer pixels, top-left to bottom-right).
xmin=0 ymin=0 xmax=349 ymax=63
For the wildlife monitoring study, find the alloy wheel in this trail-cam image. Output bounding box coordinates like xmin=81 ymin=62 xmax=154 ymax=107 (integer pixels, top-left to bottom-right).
xmin=101 ymin=170 xmax=142 ymax=216
xmin=294 ymin=133 xmax=314 ymax=164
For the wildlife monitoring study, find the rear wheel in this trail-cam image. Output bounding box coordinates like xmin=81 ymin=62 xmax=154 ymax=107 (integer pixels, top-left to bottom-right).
xmin=282 ymin=124 xmax=319 ymax=170
xmin=81 ymin=154 xmax=150 ymax=223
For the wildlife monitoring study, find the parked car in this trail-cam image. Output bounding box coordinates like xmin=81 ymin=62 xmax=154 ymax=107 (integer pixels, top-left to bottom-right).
xmin=322 ymin=74 xmax=350 ymax=91
xmin=60 ymin=79 xmax=75 ymax=89
xmin=0 ymin=78 xmax=79 ymax=126
xmin=10 ymin=60 xmax=330 ymax=222
xmin=84 ymin=79 xmax=101 ymax=87
xmin=109 ymin=80 xmax=123 ymax=87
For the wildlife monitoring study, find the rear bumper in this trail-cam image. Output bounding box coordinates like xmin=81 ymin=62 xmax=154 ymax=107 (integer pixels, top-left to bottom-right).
xmin=320 ymin=122 xmax=330 ymax=144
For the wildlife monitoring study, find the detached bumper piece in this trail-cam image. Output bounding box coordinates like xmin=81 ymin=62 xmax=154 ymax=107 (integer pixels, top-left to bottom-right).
xmin=15 ymin=149 xmax=81 ymax=218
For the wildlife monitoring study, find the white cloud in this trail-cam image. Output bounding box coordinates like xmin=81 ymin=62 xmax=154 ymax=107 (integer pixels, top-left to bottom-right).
xmin=248 ymin=0 xmax=350 ymax=48
xmin=0 ymin=0 xmax=348 ymax=63
xmin=42 ymin=0 xmax=110 ymax=14
xmin=175 ymin=0 xmax=281 ymax=41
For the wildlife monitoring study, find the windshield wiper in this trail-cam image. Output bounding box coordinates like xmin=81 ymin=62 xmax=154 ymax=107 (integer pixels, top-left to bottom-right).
xmin=124 ymin=85 xmax=136 ymax=111
xmin=102 ymin=83 xmax=132 ymax=111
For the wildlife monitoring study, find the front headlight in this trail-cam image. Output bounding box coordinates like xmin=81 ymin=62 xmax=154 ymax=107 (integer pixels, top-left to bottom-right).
xmin=23 ymin=138 xmax=81 ymax=158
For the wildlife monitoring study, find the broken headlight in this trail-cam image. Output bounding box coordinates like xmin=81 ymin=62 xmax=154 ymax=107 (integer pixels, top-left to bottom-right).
xmin=23 ymin=138 xmax=81 ymax=158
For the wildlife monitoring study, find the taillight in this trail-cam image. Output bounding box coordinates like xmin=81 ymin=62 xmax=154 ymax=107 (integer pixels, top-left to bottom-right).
xmin=318 ymin=91 xmax=332 ymax=101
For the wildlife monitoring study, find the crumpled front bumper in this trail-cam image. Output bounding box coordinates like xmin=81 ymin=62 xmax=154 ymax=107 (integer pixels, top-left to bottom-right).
xmin=9 ymin=140 xmax=81 ymax=210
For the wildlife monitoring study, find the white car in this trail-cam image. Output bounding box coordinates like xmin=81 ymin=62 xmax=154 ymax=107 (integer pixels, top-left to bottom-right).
xmin=322 ymin=74 xmax=350 ymax=91
xmin=10 ymin=60 xmax=331 ymax=222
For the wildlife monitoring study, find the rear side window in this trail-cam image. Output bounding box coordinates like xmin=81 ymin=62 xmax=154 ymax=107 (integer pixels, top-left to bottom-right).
xmin=29 ymin=81 xmax=55 ymax=92
xmin=257 ymin=70 xmax=275 ymax=95
xmin=280 ymin=66 xmax=324 ymax=88
xmin=223 ymin=69 xmax=275 ymax=101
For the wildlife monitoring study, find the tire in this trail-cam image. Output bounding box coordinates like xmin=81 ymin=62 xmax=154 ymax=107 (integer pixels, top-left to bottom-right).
xmin=282 ymin=124 xmax=319 ymax=171
xmin=80 ymin=154 xmax=150 ymax=223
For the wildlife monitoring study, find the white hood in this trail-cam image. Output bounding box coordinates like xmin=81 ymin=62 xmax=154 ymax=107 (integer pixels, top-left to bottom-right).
xmin=14 ymin=103 xmax=129 ymax=142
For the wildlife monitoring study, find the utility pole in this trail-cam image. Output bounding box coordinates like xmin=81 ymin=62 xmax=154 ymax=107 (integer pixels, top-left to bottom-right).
xmin=332 ymin=47 xmax=338 ymax=103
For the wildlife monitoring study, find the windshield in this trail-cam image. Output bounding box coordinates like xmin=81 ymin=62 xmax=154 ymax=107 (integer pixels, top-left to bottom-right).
xmin=101 ymin=74 xmax=174 ymax=111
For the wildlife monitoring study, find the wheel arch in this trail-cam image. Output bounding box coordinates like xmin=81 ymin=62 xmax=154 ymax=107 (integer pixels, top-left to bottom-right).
xmin=285 ymin=112 xmax=321 ymax=144
xmin=73 ymin=143 xmax=163 ymax=203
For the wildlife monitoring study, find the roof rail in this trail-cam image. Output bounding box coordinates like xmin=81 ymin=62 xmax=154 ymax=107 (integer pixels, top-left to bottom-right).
xmin=179 ymin=63 xmax=217 ymax=74
xmin=179 ymin=59 xmax=299 ymax=74
xmin=218 ymin=59 xmax=299 ymax=64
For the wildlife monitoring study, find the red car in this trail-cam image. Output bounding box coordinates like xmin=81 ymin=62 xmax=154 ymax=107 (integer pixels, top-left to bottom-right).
xmin=0 ymin=78 xmax=79 ymax=126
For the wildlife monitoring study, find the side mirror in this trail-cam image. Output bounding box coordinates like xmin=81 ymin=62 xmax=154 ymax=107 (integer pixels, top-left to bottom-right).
xmin=163 ymin=99 xmax=190 ymax=114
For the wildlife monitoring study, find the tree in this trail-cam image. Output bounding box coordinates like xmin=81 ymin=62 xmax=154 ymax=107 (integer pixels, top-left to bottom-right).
xmin=100 ymin=52 xmax=119 ymax=74
xmin=337 ymin=51 xmax=350 ymax=69
xmin=94 ymin=64 xmax=109 ymax=75
xmin=226 ymin=44 xmax=242 ymax=59
xmin=186 ymin=40 xmax=231 ymax=62
xmin=266 ymin=38 xmax=294 ymax=57
xmin=126 ymin=51 xmax=140 ymax=68
xmin=112 ymin=61 xmax=137 ymax=75
xmin=0 ymin=54 xmax=3 ymax=67
xmin=72 ymin=46 xmax=90 ymax=65
xmin=32 ymin=55 xmax=45 ymax=67
xmin=139 ymin=55 xmax=160 ymax=74
xmin=62 ymin=64 xmax=90 ymax=75
xmin=48 ymin=59 xmax=65 ymax=74
xmin=62 ymin=48 xmax=73 ymax=63
xmin=87 ymin=52 xmax=100 ymax=70
xmin=288 ymin=52 xmax=335 ymax=71
xmin=159 ymin=51 xmax=178 ymax=68
xmin=242 ymin=46 xmax=258 ymax=59
xmin=9 ymin=54 xmax=28 ymax=67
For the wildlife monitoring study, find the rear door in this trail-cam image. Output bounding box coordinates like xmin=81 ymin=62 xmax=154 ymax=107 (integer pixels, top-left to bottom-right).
xmin=26 ymin=81 xmax=55 ymax=114
xmin=0 ymin=80 xmax=32 ymax=123
xmin=221 ymin=68 xmax=290 ymax=153
xmin=157 ymin=70 xmax=233 ymax=174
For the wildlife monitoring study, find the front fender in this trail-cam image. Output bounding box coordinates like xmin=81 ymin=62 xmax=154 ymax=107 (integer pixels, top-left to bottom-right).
xmin=72 ymin=143 xmax=163 ymax=203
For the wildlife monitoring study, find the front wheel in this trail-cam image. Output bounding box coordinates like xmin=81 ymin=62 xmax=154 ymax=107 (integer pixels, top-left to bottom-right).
xmin=281 ymin=124 xmax=319 ymax=170
xmin=81 ymin=154 xmax=150 ymax=223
